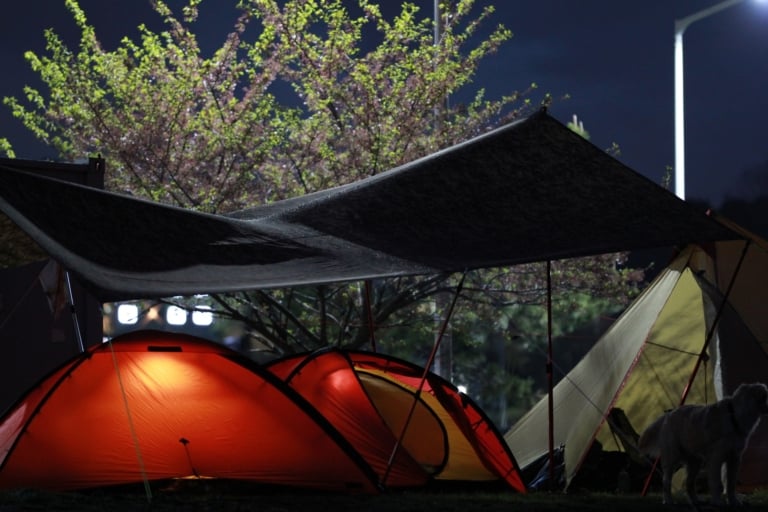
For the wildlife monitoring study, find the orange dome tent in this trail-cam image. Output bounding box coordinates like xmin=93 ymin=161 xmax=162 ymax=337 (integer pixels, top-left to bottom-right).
xmin=267 ymin=349 xmax=526 ymax=493
xmin=0 ymin=331 xmax=379 ymax=492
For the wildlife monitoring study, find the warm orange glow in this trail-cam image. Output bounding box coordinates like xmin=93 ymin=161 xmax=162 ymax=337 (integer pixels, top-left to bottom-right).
xmin=0 ymin=332 xmax=380 ymax=493
xmin=0 ymin=333 xmax=525 ymax=494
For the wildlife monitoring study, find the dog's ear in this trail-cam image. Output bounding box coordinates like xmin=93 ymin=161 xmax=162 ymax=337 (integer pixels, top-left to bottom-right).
xmin=750 ymin=383 xmax=768 ymax=411
xmin=759 ymin=383 xmax=768 ymax=402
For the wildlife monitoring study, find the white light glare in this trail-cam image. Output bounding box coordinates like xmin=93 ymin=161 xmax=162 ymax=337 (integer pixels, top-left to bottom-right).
xmin=166 ymin=305 xmax=188 ymax=326
xmin=192 ymin=305 xmax=213 ymax=326
xmin=116 ymin=304 xmax=139 ymax=325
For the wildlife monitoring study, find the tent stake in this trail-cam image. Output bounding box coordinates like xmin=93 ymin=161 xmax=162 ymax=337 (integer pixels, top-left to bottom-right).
xmin=381 ymin=272 xmax=465 ymax=488
xmin=179 ymin=438 xmax=200 ymax=478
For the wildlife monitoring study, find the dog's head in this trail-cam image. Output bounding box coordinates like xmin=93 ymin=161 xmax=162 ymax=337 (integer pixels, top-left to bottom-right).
xmin=733 ymin=382 xmax=768 ymax=415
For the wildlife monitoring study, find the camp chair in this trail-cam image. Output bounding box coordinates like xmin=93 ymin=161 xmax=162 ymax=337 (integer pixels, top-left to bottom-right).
xmin=605 ymin=407 xmax=649 ymax=467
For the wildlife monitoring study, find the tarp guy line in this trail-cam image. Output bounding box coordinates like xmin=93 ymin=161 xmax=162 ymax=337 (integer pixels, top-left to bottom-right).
xmin=0 ymin=272 xmax=39 ymax=335
xmin=107 ymin=340 xmax=152 ymax=502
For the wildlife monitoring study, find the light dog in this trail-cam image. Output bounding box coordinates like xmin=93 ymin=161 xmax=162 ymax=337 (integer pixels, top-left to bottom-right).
xmin=638 ymin=382 xmax=768 ymax=506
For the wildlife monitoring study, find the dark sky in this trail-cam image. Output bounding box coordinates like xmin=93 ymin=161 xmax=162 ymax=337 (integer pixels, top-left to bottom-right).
xmin=1 ymin=1 xmax=767 ymax=207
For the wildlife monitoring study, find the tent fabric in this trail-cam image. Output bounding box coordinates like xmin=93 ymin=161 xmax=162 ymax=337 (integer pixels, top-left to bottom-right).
xmin=348 ymin=353 xmax=525 ymax=491
xmin=692 ymin=219 xmax=768 ymax=488
xmin=266 ymin=350 xmax=431 ymax=489
xmin=504 ymin=250 xmax=695 ymax=483
xmin=505 ymin=217 xmax=768 ymax=490
xmin=0 ymin=156 xmax=103 ymax=268
xmin=0 ymin=109 xmax=740 ymax=302
xmin=267 ymin=349 xmax=526 ymax=493
xmin=0 ymin=331 xmax=380 ymax=492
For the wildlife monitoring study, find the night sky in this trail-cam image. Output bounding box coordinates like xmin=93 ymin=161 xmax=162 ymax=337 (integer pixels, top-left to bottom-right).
xmin=1 ymin=1 xmax=767 ymax=208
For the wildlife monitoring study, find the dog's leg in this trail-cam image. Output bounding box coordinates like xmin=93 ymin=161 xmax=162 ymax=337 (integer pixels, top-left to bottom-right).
xmin=685 ymin=459 xmax=702 ymax=506
xmin=661 ymin=459 xmax=677 ymax=505
xmin=661 ymin=460 xmax=675 ymax=505
xmin=724 ymin=454 xmax=742 ymax=506
xmin=706 ymin=460 xmax=724 ymax=506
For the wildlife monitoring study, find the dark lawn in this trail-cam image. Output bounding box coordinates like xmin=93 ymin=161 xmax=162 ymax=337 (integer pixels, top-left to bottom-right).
xmin=3 ymin=484 xmax=768 ymax=512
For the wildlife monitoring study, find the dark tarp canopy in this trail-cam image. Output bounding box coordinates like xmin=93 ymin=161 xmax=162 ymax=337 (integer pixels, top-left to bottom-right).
xmin=0 ymin=109 xmax=740 ymax=302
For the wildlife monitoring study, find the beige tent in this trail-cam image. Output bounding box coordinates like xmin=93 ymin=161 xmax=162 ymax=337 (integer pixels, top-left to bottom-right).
xmin=505 ymin=217 xmax=768 ymax=491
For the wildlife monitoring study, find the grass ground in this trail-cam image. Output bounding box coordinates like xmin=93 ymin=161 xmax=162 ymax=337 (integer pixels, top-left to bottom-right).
xmin=4 ymin=485 xmax=768 ymax=512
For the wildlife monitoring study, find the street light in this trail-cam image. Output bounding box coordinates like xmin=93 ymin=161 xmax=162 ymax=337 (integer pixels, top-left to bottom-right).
xmin=674 ymin=0 xmax=747 ymax=200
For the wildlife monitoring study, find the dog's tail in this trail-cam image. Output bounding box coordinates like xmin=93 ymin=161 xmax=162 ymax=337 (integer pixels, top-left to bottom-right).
xmin=637 ymin=415 xmax=665 ymax=458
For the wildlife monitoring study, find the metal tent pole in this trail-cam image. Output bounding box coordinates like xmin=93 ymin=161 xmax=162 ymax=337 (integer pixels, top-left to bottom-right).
xmin=679 ymin=239 xmax=750 ymax=405
xmin=546 ymin=260 xmax=555 ymax=489
xmin=364 ymin=280 xmax=377 ymax=352
xmin=381 ymin=272 xmax=466 ymax=488
xmin=64 ymin=271 xmax=85 ymax=353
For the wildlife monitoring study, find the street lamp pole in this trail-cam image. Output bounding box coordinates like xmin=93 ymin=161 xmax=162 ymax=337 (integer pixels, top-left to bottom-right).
xmin=674 ymin=0 xmax=745 ymax=200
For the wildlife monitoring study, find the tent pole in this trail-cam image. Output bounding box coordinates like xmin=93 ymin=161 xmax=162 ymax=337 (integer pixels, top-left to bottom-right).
xmin=641 ymin=238 xmax=751 ymax=496
xmin=64 ymin=271 xmax=85 ymax=353
xmin=679 ymin=239 xmax=750 ymax=405
xmin=381 ymin=272 xmax=465 ymax=488
xmin=364 ymin=280 xmax=377 ymax=352
xmin=546 ymin=260 xmax=555 ymax=490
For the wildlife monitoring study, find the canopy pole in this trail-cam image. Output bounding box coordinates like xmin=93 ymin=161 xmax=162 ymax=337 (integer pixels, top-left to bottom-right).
xmin=679 ymin=239 xmax=750 ymax=405
xmin=381 ymin=272 xmax=466 ymax=488
xmin=546 ymin=260 xmax=555 ymax=490
xmin=64 ymin=271 xmax=85 ymax=353
xmin=364 ymin=280 xmax=377 ymax=352
xmin=642 ymin=238 xmax=751 ymax=496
